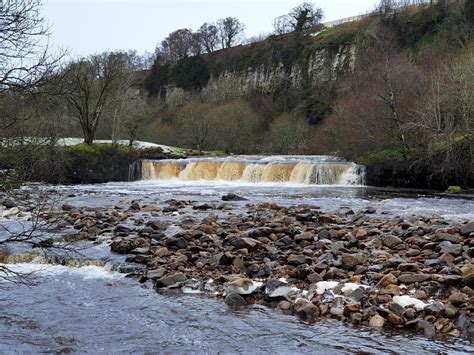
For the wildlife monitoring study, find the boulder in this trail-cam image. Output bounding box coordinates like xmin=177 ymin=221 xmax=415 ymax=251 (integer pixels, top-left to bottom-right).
xmin=155 ymin=272 xmax=187 ymax=288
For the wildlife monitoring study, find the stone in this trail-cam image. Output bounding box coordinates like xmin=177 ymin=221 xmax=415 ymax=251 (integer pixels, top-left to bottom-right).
xmin=369 ymin=314 xmax=385 ymax=328
xmin=377 ymin=273 xmax=398 ymax=288
xmin=146 ymin=220 xmax=167 ymax=231
xmin=387 ymin=313 xmax=404 ymax=326
xmin=330 ymin=307 xmax=345 ymax=316
xmin=448 ymin=292 xmax=469 ymax=306
xmin=382 ymin=235 xmax=403 ymax=248
xmin=224 ymin=292 xmax=247 ymax=307
xmin=398 ymin=273 xmax=431 ymax=284
xmin=307 ymin=272 xmax=322 ymax=284
xmin=222 ymin=193 xmax=248 ymax=201
xmin=294 ymin=232 xmax=314 ymax=242
xmin=460 ymin=222 xmax=474 ymax=236
xmin=2 ymin=207 xmax=20 ymax=218
xmin=278 ymin=300 xmax=292 ymax=311
xmin=341 ymin=253 xmax=367 ymax=268
xmin=287 ymin=254 xmax=312 ymax=266
xmin=114 ymin=224 xmax=132 ymax=234
xmin=441 ymin=304 xmax=458 ymax=318
xmin=416 ymin=320 xmax=436 ymax=338
xmin=2 ymin=198 xmax=17 ymax=208
xmin=439 ymin=242 xmax=462 ymax=256
xmin=155 ymin=272 xmax=187 ymax=288
xmin=462 ymin=272 xmax=474 ymax=287
xmin=147 ymin=268 xmax=166 ymax=280
xmin=232 ymin=237 xmax=260 ymax=252
xmin=294 ymin=300 xmax=320 ymax=322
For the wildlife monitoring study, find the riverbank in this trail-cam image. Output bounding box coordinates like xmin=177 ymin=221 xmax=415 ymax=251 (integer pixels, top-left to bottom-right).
xmin=2 ymin=185 xmax=472 ymax=341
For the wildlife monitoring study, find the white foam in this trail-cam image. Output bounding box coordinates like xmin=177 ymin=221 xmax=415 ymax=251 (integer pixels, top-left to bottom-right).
xmin=1 ymin=263 xmax=124 ymax=281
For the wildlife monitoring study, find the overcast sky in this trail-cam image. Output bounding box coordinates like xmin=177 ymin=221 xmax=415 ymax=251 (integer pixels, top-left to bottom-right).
xmin=43 ymin=0 xmax=379 ymax=57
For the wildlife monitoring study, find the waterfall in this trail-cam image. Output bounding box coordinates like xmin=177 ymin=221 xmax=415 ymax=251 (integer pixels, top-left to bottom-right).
xmin=130 ymin=156 xmax=366 ymax=185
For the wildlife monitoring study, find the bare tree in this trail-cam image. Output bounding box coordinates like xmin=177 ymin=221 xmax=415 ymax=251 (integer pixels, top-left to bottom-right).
xmin=273 ymin=2 xmax=324 ymax=34
xmin=61 ymin=53 xmax=125 ymax=144
xmin=178 ymin=102 xmax=213 ymax=154
xmin=197 ymin=22 xmax=219 ymax=53
xmin=217 ymin=17 xmax=246 ymax=48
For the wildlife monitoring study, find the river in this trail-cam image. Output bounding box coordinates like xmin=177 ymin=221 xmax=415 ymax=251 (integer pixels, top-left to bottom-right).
xmin=1 ymin=156 xmax=473 ymax=353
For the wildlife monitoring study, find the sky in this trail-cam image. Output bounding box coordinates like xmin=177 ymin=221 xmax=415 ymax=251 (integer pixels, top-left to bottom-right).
xmin=43 ymin=0 xmax=379 ymax=58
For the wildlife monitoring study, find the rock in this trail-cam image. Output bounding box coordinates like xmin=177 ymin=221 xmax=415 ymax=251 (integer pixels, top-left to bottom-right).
xmin=382 ymin=235 xmax=403 ymax=248
xmin=146 ymin=220 xmax=167 ymax=231
xmin=433 ymin=274 xmax=462 ymax=285
xmin=287 ymin=254 xmax=312 ymax=266
xmin=416 ymin=320 xmax=436 ymax=338
xmin=460 ymin=222 xmax=474 ymax=236
xmin=365 ymin=207 xmax=377 ymax=214
xmin=439 ymin=242 xmax=462 ymax=256
xmin=341 ymin=253 xmax=367 ymax=268
xmin=278 ymin=300 xmax=292 ymax=311
xmin=441 ymin=304 xmax=458 ymax=318
xmin=330 ymin=307 xmax=345 ymax=316
xmin=387 ymin=313 xmax=404 ymax=326
xmin=398 ymin=273 xmax=431 ymax=284
xmin=265 ymin=279 xmax=294 ymax=298
xmin=147 ymin=268 xmax=166 ymax=280
xmin=110 ymin=239 xmax=141 ymax=254
xmin=141 ymin=205 xmax=159 ymax=212
xmin=225 ymin=278 xmax=263 ymax=295
xmin=307 ymin=272 xmax=322 ymax=284
xmin=369 ymin=314 xmax=385 ymax=328
xmin=462 ymin=272 xmax=474 ymax=287
xmin=61 ymin=204 xmax=74 ymax=211
xmin=224 ymin=292 xmax=247 ymax=307
xmin=2 ymin=198 xmax=17 ymax=208
xmin=292 ymin=264 xmax=312 ymax=280
xmin=232 ymin=237 xmax=261 ymax=252
xmin=2 ymin=207 xmax=20 ymax=218
xmin=222 ymin=193 xmax=248 ymax=201
xmin=294 ymin=299 xmax=319 ymax=322
xmin=377 ymin=273 xmax=398 ymax=287
xmin=114 ymin=224 xmax=132 ymax=234
xmin=294 ymin=232 xmax=314 ymax=242
xmin=448 ymin=292 xmax=469 ymax=306
xmin=155 ymin=272 xmax=187 ymax=288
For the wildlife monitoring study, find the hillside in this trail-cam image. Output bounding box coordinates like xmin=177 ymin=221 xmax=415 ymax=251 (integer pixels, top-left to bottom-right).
xmin=139 ymin=0 xmax=473 ymax=188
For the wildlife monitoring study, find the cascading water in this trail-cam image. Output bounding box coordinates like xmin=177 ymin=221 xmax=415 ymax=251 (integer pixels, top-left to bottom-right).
xmin=130 ymin=156 xmax=366 ymax=185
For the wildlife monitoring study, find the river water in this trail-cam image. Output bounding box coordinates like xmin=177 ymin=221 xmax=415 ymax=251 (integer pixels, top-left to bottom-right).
xmin=1 ymin=160 xmax=474 ymax=353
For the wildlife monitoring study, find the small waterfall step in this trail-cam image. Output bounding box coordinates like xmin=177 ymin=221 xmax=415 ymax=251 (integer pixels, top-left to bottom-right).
xmin=130 ymin=155 xmax=365 ymax=185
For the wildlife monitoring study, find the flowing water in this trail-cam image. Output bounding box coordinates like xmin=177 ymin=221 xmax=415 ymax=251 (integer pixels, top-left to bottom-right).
xmin=1 ymin=155 xmax=474 ymax=353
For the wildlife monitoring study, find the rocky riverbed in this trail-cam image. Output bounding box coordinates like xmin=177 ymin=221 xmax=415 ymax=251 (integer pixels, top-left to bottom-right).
xmin=2 ymin=186 xmax=473 ymax=342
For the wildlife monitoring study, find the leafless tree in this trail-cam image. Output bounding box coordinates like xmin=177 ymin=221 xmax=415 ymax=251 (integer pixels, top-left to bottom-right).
xmin=178 ymin=102 xmax=214 ymax=154
xmin=197 ymin=22 xmax=219 ymax=53
xmin=217 ymin=17 xmax=246 ymax=48
xmin=61 ymin=53 xmax=126 ymax=144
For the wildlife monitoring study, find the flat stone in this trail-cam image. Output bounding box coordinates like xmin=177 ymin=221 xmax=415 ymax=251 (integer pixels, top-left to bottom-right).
xmin=448 ymin=292 xmax=469 ymax=306
xmin=287 ymin=254 xmax=312 ymax=266
xmin=398 ymin=273 xmax=431 ymax=284
xmin=383 ymin=235 xmax=403 ymax=248
xmin=341 ymin=253 xmax=367 ymax=268
xmin=147 ymin=268 xmax=166 ymax=280
xmin=294 ymin=232 xmax=314 ymax=242
xmin=439 ymin=242 xmax=462 ymax=256
xmin=232 ymin=237 xmax=261 ymax=252
xmin=155 ymin=272 xmax=187 ymax=288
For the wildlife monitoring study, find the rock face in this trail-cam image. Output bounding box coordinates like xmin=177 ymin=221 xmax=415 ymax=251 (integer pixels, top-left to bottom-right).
xmin=162 ymin=45 xmax=355 ymax=107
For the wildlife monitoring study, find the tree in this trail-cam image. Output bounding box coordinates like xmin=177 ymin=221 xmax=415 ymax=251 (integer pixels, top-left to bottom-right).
xmin=217 ymin=17 xmax=246 ymax=48
xmin=273 ymin=2 xmax=324 ymax=35
xmin=160 ymin=28 xmax=200 ymax=61
xmin=197 ymin=22 xmax=219 ymax=53
xmin=178 ymin=102 xmax=213 ymax=154
xmin=62 ymin=53 xmax=125 ymax=144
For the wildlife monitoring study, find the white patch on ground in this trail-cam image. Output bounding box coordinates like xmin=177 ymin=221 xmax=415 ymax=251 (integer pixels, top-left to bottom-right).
xmin=393 ymin=295 xmax=428 ymax=311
